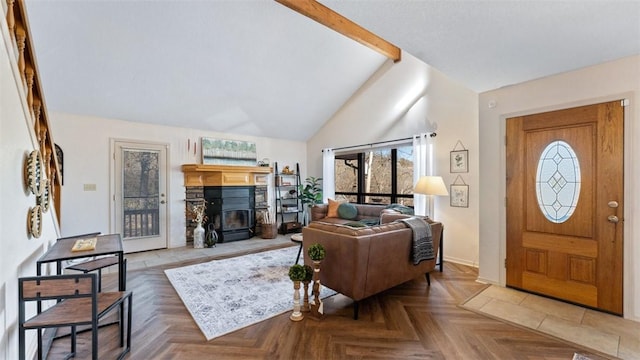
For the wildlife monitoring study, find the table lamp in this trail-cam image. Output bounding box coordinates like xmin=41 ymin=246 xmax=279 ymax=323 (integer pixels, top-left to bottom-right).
xmin=414 ymin=176 xmax=448 ymax=218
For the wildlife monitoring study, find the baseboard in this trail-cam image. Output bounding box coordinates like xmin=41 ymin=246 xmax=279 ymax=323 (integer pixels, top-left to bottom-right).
xmin=475 ymin=277 xmax=499 ymax=285
xmin=443 ymin=256 xmax=478 ymax=268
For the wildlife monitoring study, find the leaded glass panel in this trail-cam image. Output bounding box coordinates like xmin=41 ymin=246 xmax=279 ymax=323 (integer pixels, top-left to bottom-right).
xmin=535 ymin=141 xmax=581 ymax=223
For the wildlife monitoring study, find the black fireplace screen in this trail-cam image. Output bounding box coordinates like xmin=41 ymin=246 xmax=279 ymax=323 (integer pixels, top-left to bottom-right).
xmin=204 ymin=186 xmax=255 ymax=242
xmin=214 ymin=209 xmax=253 ymax=231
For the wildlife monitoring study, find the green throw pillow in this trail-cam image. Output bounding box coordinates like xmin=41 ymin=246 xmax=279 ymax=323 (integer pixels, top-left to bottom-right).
xmin=337 ymin=203 xmax=358 ymax=220
xmin=344 ymin=221 xmax=367 ymax=228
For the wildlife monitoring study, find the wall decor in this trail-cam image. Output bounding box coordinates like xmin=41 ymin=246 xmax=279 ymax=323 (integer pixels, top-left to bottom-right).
xmin=24 ymin=149 xmax=43 ymax=196
xmin=450 ymin=140 xmax=468 ymax=173
xmin=450 ymin=175 xmax=469 ymax=208
xmin=38 ymin=178 xmax=50 ymax=213
xmin=201 ymin=138 xmax=257 ymax=166
xmin=28 ymin=205 xmax=42 ymax=238
xmin=55 ymin=144 xmax=63 ymax=185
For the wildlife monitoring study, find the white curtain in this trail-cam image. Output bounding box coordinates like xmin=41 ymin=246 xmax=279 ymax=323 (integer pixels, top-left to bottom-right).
xmin=322 ymin=148 xmax=335 ymax=203
xmin=413 ymin=133 xmax=433 ymax=216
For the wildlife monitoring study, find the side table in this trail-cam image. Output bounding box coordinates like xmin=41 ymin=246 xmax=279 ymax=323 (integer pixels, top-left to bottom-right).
xmin=290 ymin=233 xmax=303 ymax=264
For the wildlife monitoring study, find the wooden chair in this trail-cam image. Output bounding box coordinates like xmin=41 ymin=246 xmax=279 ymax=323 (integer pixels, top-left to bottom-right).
xmin=18 ymin=273 xmax=132 ymax=360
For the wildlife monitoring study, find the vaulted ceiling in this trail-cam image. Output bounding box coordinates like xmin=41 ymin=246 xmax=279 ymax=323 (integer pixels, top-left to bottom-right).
xmin=24 ymin=1 xmax=640 ymax=141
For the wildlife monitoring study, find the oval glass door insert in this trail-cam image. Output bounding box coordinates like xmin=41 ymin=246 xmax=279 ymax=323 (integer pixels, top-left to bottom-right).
xmin=535 ymin=140 xmax=581 ymax=223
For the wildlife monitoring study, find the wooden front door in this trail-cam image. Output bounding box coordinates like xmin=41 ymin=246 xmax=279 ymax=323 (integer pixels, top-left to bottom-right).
xmin=506 ymin=100 xmax=624 ymax=315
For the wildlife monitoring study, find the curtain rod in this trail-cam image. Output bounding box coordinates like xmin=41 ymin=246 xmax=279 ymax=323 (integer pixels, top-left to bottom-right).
xmin=325 ymin=133 xmax=437 ymax=152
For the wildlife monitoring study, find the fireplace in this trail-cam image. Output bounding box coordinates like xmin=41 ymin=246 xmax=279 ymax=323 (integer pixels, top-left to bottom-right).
xmin=181 ymin=164 xmax=272 ymax=244
xmin=204 ymin=186 xmax=255 ymax=242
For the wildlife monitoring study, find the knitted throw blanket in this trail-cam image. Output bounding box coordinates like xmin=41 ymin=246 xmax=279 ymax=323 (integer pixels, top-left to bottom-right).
xmin=399 ymin=217 xmax=434 ymax=265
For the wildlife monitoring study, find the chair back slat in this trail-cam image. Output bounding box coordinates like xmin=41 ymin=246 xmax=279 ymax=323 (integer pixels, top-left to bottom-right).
xmin=20 ymin=274 xmax=95 ymax=300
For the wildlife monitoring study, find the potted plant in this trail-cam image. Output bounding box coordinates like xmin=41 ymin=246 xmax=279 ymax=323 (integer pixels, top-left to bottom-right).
xmin=189 ymin=201 xmax=207 ymax=249
xmin=307 ymin=243 xmax=326 ymax=261
xmin=299 ymin=176 xmax=322 ymax=205
xmin=299 ymin=176 xmax=322 ymax=225
xmin=288 ymin=264 xmax=306 ymax=321
xmin=288 ymin=264 xmax=306 ymax=281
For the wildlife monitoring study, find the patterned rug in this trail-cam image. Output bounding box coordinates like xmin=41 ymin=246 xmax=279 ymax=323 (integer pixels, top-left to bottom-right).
xmin=165 ymin=246 xmax=335 ymax=340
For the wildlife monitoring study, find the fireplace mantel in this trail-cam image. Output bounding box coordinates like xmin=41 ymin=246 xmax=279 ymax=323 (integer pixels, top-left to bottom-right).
xmin=181 ymin=164 xmax=272 ymax=187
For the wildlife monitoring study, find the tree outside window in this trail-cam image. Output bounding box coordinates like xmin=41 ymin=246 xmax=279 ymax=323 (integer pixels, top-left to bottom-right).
xmin=334 ymin=145 xmax=414 ymax=206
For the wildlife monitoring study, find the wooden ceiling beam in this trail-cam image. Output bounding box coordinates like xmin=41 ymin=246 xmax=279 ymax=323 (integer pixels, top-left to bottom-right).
xmin=275 ymin=0 xmax=401 ymax=63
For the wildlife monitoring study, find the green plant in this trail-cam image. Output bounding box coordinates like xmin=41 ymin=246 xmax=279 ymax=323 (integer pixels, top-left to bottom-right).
xmin=288 ymin=264 xmax=306 ymax=281
xmin=299 ymin=176 xmax=322 ymax=206
xmin=307 ymin=243 xmax=326 ymax=261
xmin=303 ymin=265 xmax=314 ymax=282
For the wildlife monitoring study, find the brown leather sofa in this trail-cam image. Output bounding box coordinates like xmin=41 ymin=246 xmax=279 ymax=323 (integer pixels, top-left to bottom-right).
xmin=309 ymin=203 xmax=402 ymax=225
xmin=303 ymin=205 xmax=443 ymax=319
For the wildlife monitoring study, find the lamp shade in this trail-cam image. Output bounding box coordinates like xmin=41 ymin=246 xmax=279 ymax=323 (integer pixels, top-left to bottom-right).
xmin=414 ymin=176 xmax=449 ymax=196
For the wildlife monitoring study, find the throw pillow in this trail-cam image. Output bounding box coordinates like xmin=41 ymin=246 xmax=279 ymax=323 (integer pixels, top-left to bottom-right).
xmin=327 ymin=198 xmax=345 ymax=218
xmin=337 ymin=203 xmax=358 ymax=220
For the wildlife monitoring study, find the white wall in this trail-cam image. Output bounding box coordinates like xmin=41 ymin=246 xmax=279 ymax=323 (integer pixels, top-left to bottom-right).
xmin=50 ymin=113 xmax=307 ymax=248
xmin=307 ymin=53 xmax=480 ymax=267
xmin=478 ymin=55 xmax=640 ymax=321
xmin=1 ymin=23 xmax=61 ymax=360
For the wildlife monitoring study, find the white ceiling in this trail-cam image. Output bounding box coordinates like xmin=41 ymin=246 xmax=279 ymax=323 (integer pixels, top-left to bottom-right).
xmin=24 ymin=0 xmax=640 ymax=141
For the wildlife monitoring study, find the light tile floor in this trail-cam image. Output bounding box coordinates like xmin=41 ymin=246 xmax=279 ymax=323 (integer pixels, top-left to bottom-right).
xmin=462 ymin=285 xmax=640 ymax=359
xmin=119 ymin=234 xmax=294 ymax=271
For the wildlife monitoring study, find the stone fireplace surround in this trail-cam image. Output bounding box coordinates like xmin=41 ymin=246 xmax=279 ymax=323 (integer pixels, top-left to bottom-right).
xmin=182 ymin=164 xmax=272 ymax=243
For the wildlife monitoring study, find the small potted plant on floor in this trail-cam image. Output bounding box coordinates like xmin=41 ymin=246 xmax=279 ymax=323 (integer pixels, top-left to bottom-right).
xmin=299 ymin=176 xmax=322 ymax=225
xmin=288 ymin=264 xmax=306 ymax=321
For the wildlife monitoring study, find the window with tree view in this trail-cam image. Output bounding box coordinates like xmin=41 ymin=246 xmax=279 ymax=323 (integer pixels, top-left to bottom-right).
xmin=334 ymin=145 xmax=414 ymax=206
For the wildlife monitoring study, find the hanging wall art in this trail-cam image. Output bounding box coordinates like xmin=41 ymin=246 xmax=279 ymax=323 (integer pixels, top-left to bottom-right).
xmin=201 ymin=138 xmax=257 ymax=166
xmin=450 ymin=140 xmax=469 ymax=173
xmin=450 ymin=175 xmax=469 ymax=208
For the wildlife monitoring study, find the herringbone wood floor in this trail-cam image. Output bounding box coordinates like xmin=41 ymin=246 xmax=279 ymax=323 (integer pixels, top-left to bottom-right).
xmin=47 ymin=247 xmax=609 ymax=360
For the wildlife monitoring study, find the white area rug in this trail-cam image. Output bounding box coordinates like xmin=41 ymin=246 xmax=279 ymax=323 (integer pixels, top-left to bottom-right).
xmin=165 ymin=246 xmax=335 ymax=340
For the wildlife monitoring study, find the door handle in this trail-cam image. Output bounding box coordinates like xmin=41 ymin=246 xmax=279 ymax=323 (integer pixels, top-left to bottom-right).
xmin=607 ymin=215 xmax=619 ymax=223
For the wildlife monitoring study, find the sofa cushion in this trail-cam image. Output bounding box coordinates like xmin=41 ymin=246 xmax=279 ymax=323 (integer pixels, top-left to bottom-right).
xmin=337 ymin=203 xmax=358 ymax=220
xmin=327 ymin=198 xmax=345 ymax=218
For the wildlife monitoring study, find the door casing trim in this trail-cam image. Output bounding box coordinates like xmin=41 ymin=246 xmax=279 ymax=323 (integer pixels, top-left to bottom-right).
xmin=496 ymin=92 xmax=633 ymax=317
xmin=109 ymin=138 xmax=171 ymax=251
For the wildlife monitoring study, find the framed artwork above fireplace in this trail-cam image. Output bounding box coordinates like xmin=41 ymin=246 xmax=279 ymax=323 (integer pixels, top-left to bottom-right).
xmin=201 ymin=138 xmax=257 ymax=166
